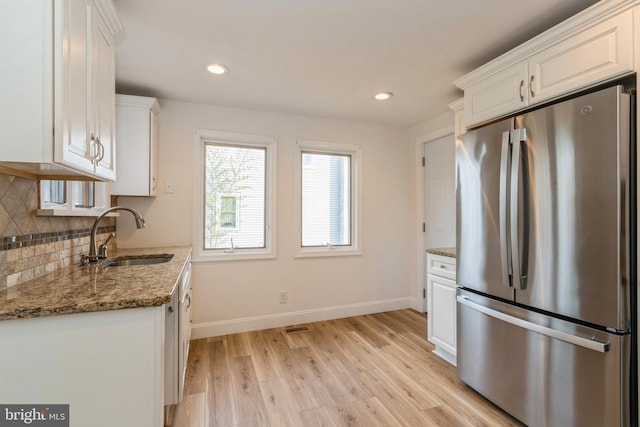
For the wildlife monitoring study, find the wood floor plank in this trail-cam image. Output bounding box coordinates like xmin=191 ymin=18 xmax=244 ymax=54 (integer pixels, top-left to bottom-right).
xmin=266 ymin=340 xmax=322 ymax=412
xmin=208 ymin=339 xmax=237 ymax=427
xmin=225 ymin=331 xmax=251 ymax=358
xmin=357 ymin=369 xmax=436 ymax=426
xmin=169 ymin=310 xmax=522 ymax=427
xmin=229 ymin=355 xmax=270 ymax=426
xmin=298 ymin=407 xmax=338 ymax=427
xmin=170 ymin=392 xmax=206 ymax=427
xmin=342 ymin=316 xmax=391 ymax=348
xmin=259 ymin=378 xmax=305 ymax=427
xmin=248 ymin=329 xmax=282 ymax=382
xmin=301 ymin=322 xmax=374 ymax=402
xmin=351 ymin=396 xmax=403 ymax=427
xmin=183 ymin=339 xmax=209 ymax=396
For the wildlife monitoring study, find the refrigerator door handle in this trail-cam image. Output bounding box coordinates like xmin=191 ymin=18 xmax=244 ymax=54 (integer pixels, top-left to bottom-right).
xmin=457 ymin=295 xmax=610 ymax=353
xmin=499 ymin=131 xmax=512 ymax=287
xmin=509 ymin=129 xmax=528 ymax=290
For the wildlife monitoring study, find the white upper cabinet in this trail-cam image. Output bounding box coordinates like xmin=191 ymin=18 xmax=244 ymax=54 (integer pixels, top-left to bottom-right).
xmin=527 ymin=10 xmax=633 ymax=104
xmin=457 ymin=4 xmax=635 ymax=128
xmin=464 ymin=63 xmax=529 ymax=127
xmin=0 ymin=0 xmax=121 ymax=180
xmin=112 ymin=95 xmax=160 ymax=197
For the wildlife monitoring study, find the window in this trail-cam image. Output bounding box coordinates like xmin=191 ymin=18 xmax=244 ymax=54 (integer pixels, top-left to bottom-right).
xmin=295 ymin=140 xmax=361 ymax=257
xmin=37 ymin=180 xmax=110 ymax=216
xmin=219 ymin=195 xmax=238 ymax=229
xmin=194 ymin=130 xmax=276 ymax=261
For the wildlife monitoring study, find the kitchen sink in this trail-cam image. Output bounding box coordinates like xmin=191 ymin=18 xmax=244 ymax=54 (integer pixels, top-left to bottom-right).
xmin=105 ymin=254 xmax=174 ymax=267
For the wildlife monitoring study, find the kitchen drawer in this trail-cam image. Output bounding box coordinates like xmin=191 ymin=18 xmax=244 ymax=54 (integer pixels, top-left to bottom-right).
xmin=427 ymin=253 xmax=456 ymax=280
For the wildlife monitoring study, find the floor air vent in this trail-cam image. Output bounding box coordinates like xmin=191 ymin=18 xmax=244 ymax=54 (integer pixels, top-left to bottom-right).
xmin=283 ymin=325 xmax=311 ymax=334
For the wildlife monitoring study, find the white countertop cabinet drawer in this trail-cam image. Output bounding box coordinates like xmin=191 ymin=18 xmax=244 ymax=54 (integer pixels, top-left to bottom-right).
xmin=427 ymin=254 xmax=456 ymax=281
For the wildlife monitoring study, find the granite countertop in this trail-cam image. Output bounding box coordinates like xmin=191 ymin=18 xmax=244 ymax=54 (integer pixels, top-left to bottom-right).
xmin=426 ymin=247 xmax=456 ymax=258
xmin=0 ymin=246 xmax=192 ymax=321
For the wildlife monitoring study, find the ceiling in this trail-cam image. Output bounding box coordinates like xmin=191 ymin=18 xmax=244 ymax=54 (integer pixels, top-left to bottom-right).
xmin=113 ymin=0 xmax=599 ymax=127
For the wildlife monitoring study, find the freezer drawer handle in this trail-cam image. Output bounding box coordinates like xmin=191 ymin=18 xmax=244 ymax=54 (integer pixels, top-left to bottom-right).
xmin=457 ymin=296 xmax=609 ymax=353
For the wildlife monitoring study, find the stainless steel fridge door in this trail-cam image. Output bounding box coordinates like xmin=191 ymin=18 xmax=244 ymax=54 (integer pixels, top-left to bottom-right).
xmin=456 ymin=118 xmax=515 ymax=301
xmin=457 ymin=289 xmax=629 ymax=427
xmin=513 ymin=85 xmax=631 ymax=330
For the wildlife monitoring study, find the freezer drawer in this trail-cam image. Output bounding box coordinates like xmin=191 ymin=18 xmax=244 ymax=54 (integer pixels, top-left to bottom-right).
xmin=457 ymin=290 xmax=629 ymax=427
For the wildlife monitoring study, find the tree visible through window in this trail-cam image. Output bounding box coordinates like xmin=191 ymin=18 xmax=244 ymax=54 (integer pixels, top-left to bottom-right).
xmin=204 ymin=143 xmax=266 ymax=250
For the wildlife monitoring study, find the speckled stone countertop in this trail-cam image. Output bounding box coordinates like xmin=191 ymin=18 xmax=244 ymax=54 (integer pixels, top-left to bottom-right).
xmin=0 ymin=246 xmax=192 ymax=321
xmin=426 ymin=247 xmax=456 ymax=258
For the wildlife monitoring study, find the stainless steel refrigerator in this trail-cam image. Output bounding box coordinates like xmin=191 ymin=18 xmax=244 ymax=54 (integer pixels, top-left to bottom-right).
xmin=456 ymin=84 xmax=636 ymax=426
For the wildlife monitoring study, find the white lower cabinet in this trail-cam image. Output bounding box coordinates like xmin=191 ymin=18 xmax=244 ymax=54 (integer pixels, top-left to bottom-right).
xmin=0 ymin=307 xmax=165 ymax=427
xmin=426 ymin=253 xmax=457 ymax=365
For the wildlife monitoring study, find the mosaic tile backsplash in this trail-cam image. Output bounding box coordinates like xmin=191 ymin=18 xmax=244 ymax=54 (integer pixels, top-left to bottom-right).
xmin=0 ymin=173 xmax=117 ymax=290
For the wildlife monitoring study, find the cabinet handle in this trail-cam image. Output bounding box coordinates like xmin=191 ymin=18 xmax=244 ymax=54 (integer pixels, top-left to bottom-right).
xmin=529 ymin=75 xmax=535 ymax=98
xmin=185 ymin=294 xmax=191 ymax=309
xmin=95 ymin=137 xmax=105 ymax=165
xmin=519 ymin=80 xmax=524 ymax=102
xmin=89 ymin=133 xmax=98 ymax=165
xmin=440 ymin=265 xmax=446 ymax=269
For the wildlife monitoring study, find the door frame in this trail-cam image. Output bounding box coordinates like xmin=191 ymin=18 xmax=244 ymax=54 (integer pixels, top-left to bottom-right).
xmin=413 ymin=125 xmax=454 ymax=312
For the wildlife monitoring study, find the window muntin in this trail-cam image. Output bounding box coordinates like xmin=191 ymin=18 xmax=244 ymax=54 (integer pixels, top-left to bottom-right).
xmin=203 ymin=143 xmax=266 ymax=250
xmin=301 ymin=151 xmax=351 ymax=247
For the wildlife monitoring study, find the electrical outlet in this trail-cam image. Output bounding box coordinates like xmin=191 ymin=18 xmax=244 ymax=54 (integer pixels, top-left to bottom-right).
xmin=279 ymin=290 xmax=287 ymax=304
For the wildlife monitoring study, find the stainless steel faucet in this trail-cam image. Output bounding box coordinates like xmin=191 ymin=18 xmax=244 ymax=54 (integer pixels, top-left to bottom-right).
xmin=85 ymin=206 xmax=146 ymax=263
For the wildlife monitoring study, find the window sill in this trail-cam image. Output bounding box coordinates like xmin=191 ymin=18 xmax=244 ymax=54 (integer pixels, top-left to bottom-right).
xmin=294 ymin=247 xmax=362 ymax=259
xmin=191 ymin=250 xmax=276 ymax=263
xmin=36 ymin=209 xmax=119 ymax=218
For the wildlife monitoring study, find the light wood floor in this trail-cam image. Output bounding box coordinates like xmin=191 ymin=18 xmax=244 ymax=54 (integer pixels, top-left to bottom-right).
xmin=169 ymin=309 xmax=522 ymax=427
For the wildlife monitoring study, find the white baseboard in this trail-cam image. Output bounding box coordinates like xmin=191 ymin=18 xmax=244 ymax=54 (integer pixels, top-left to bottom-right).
xmin=191 ymin=297 xmax=412 ymax=339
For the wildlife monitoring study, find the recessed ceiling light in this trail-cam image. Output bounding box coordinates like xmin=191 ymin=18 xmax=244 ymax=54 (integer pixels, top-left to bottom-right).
xmin=374 ymin=92 xmax=393 ymax=101
xmin=207 ymin=63 xmax=229 ymax=75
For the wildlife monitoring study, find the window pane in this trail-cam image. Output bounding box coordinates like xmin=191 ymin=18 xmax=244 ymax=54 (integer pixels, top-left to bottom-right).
xmin=73 ymin=181 xmax=95 ymax=208
xmin=204 ymin=144 xmax=266 ymax=249
xmin=41 ymin=180 xmax=66 ymax=205
xmin=301 ymin=152 xmax=351 ymax=247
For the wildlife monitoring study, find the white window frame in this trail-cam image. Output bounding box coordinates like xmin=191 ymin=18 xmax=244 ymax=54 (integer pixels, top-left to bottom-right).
xmin=193 ymin=129 xmax=277 ymax=262
xmin=294 ymin=139 xmax=362 ymax=258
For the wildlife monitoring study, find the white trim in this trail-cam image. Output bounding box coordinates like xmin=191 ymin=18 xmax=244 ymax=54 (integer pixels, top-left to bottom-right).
xmin=293 ymin=139 xmax=362 ymax=258
xmin=192 ymin=129 xmax=277 ymax=262
xmin=414 ymin=127 xmax=454 ymax=312
xmin=190 ymin=297 xmax=411 ymax=338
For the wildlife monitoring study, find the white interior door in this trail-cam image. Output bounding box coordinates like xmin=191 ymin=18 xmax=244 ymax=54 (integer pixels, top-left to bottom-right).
xmin=423 ymin=134 xmax=456 ymax=249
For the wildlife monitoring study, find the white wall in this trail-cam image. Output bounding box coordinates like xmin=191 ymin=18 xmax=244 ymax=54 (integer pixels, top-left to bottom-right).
xmin=117 ymin=100 xmax=413 ymax=337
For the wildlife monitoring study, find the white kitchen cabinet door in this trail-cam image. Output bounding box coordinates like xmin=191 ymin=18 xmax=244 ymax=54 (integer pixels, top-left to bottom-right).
xmin=427 ymin=273 xmax=457 ymax=365
xmin=56 ymin=0 xmax=95 ymax=174
xmin=112 ymin=95 xmax=160 ymax=196
xmin=464 ymin=62 xmax=528 ymax=127
xmin=91 ymin=9 xmax=117 ymax=180
xmin=528 ymin=9 xmax=634 ymax=106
